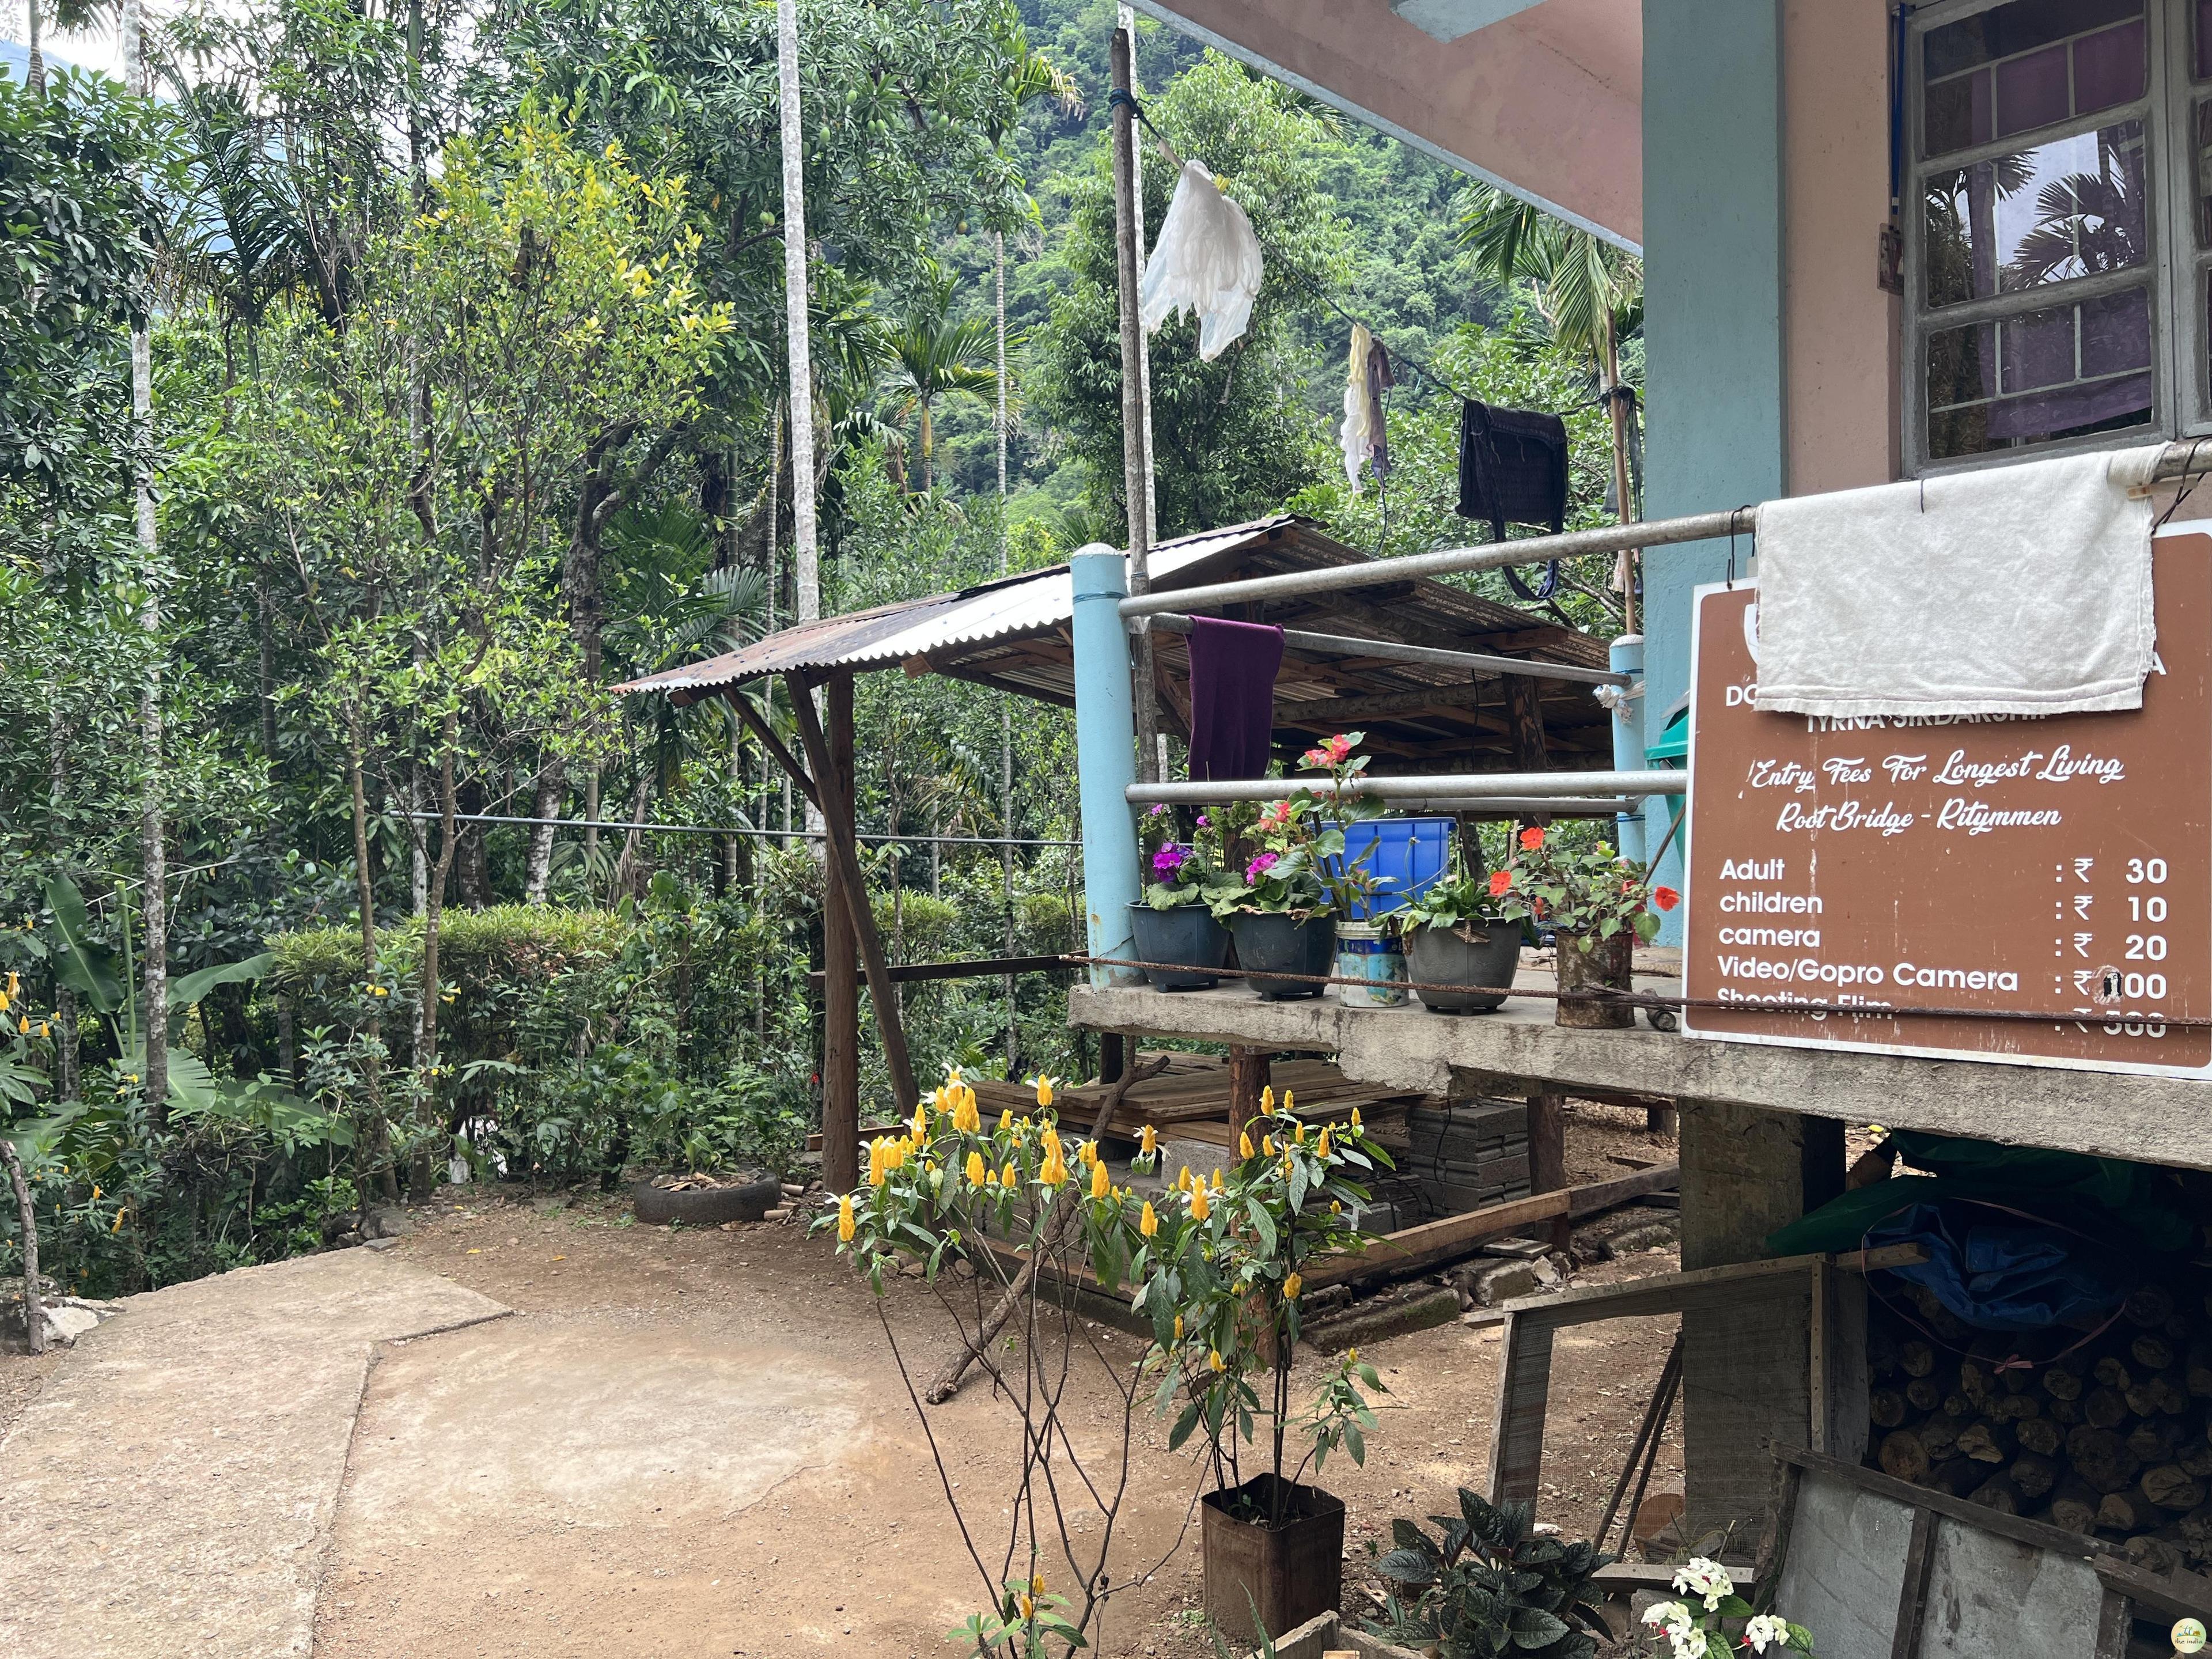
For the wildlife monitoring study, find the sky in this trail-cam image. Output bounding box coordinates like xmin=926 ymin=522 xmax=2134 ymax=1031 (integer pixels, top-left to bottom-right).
xmin=2 ymin=7 xmax=135 ymax=81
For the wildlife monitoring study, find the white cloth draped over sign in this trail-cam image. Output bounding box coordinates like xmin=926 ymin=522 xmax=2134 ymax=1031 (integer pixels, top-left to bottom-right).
xmin=1752 ymin=444 xmax=2166 ymax=719
xmin=1138 ymin=161 xmax=1262 ymax=362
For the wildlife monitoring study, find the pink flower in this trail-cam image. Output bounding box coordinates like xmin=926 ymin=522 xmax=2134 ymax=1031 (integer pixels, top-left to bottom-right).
xmin=1246 ymin=852 xmax=1279 ymax=882
xmin=1153 ymin=843 xmax=1188 ymax=877
xmin=1322 ymin=733 xmax=1354 ymax=764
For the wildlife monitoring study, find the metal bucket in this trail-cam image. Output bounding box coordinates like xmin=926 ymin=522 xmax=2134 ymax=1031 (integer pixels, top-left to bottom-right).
xmin=1334 ymin=921 xmax=1408 ymax=1008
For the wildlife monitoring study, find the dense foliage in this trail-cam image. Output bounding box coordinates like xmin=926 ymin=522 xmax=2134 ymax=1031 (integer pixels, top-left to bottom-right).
xmin=1 ymin=0 xmax=1641 ymax=1298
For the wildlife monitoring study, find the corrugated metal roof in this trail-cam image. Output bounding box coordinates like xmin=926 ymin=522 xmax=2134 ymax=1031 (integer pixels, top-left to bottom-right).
xmin=615 ymin=516 xmax=1296 ymax=698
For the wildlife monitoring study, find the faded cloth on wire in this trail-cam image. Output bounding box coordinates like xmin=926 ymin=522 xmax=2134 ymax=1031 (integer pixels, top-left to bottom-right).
xmin=1185 ymin=616 xmax=1283 ymax=782
xmin=1139 ymin=162 xmax=1262 ymax=362
xmin=1752 ymin=444 xmax=2164 ymax=718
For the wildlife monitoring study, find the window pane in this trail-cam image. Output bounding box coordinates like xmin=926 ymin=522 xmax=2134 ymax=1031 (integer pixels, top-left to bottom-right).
xmin=1925 ymin=120 xmax=2147 ymax=306
xmin=2200 ymin=0 xmax=2212 ymax=80
xmin=1928 ymin=286 xmax=2154 ymax=459
xmin=2199 ymin=100 xmax=2212 ymax=244
xmin=1925 ymin=0 xmax=2145 ymax=157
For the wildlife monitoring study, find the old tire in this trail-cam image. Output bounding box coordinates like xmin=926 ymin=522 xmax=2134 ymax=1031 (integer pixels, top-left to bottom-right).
xmin=632 ymin=1174 xmax=781 ymax=1227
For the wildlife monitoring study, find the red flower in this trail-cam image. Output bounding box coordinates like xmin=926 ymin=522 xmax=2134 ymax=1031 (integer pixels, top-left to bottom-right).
xmin=1652 ymin=885 xmax=1680 ymax=912
xmin=1322 ymin=733 xmax=1354 ymax=764
xmin=1300 ymin=747 xmax=1330 ymax=769
xmin=1518 ymin=826 xmax=1546 ymax=853
xmin=1487 ymin=869 xmax=1513 ymax=899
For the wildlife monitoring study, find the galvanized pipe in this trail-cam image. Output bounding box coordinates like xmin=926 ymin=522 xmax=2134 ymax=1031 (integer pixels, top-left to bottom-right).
xmin=1118 ymin=439 xmax=2212 ymax=620
xmin=1127 ymin=770 xmax=1684 ymax=805
xmin=1143 ymin=611 xmax=1630 ymax=687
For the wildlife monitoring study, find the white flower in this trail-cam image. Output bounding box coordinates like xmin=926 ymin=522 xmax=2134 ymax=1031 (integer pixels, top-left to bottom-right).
xmin=1671 ymin=1556 xmax=1734 ymax=1611
xmin=2175 ymin=1618 xmax=2207 ymax=1656
xmin=1641 ymin=1601 xmax=1691 ymax=1631
xmin=1744 ymin=1614 xmax=1790 ymax=1654
xmin=1669 ymin=1627 xmax=1709 ymax=1659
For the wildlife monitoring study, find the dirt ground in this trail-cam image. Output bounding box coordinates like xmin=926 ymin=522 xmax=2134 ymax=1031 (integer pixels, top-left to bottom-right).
xmin=2 ymin=1100 xmax=1689 ymax=1658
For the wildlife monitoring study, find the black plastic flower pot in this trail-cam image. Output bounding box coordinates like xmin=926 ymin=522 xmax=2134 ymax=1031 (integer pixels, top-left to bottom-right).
xmin=1127 ymin=903 xmax=1232 ymax=991
xmin=1200 ymin=1474 xmax=1345 ymax=1646
xmin=1404 ymin=921 xmax=1523 ymax=1013
xmin=1227 ymin=912 xmax=1335 ymax=1001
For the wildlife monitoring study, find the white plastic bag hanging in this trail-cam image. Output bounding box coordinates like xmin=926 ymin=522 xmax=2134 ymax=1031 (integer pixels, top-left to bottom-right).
xmin=1139 ymin=161 xmax=1263 ymax=362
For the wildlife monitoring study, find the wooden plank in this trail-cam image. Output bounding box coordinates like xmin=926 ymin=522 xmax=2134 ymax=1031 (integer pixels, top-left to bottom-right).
xmin=1809 ymin=1257 xmax=1832 ymax=1457
xmin=2092 ymin=1556 xmax=2212 ymax=1621
xmin=1773 ymin=1446 xmax=2119 ymax=1565
xmin=2093 ymin=1590 xmax=2133 ymax=1659
xmin=788 ymin=671 xmax=918 ymax=1116
xmin=1484 ymin=1309 xmax=1555 ymax=1506
xmin=1888 ymin=1506 xmax=1937 ymax=1659
xmin=1565 ymin=1161 xmax=1680 ymax=1218
xmin=1499 ymin=1245 xmax=1928 ymax=1331
xmin=1528 ymin=1092 xmax=1569 ymax=1251
xmin=1306 ymin=1190 xmax=1571 ymax=1290
xmin=820 ymin=673 xmax=861 ymax=1194
xmin=1755 ymin=1459 xmax=1806 ymax=1601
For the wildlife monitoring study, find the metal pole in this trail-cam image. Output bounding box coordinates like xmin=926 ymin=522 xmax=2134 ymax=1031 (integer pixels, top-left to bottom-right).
xmin=1608 ymin=635 xmax=1647 ymax=862
xmin=1126 ymin=770 xmax=1684 ymax=806
xmin=1072 ymin=548 xmax=1146 ymax=986
xmin=1143 ymin=612 xmax=1630 ymax=687
xmin=1109 ymin=24 xmax=1160 ymax=786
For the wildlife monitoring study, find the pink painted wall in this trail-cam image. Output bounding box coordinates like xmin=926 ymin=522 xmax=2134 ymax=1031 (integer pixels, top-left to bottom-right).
xmin=1782 ymin=0 xmax=1901 ymax=493
xmin=1145 ymin=0 xmax=1643 ymax=245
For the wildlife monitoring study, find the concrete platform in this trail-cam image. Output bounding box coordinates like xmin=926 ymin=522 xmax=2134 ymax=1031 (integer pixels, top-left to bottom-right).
xmin=1070 ymin=970 xmax=2212 ymax=1172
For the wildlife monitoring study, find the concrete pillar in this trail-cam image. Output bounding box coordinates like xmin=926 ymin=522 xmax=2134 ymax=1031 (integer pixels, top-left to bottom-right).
xmin=1678 ymin=1099 xmax=1846 ymax=1540
xmin=1640 ymin=0 xmax=1787 ymax=943
xmin=1071 ymin=547 xmax=1145 ymax=986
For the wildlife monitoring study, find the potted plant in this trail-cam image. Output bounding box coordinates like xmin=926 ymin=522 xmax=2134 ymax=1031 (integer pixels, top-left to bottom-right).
xmin=1131 ymin=1097 xmax=1394 ymax=1645
xmin=1398 ymin=857 xmax=1524 ymax=1014
xmin=1637 ymin=1558 xmax=1819 ymax=1659
xmin=1368 ymin=1487 xmax=1616 ymax=1658
xmin=1214 ymin=797 xmax=1337 ymax=1000
xmin=1490 ymin=827 xmax=1677 ymax=1029
xmin=1300 ymin=734 xmax=1407 ymax=1010
xmin=1131 ymin=806 xmax=1238 ymax=990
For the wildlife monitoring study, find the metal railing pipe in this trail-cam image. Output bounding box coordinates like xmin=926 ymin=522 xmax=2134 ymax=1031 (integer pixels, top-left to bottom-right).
xmin=1116 ymin=439 xmax=2212 ymax=620
xmin=1126 ymin=770 xmax=1685 ymax=806
xmin=1142 ymin=612 xmax=1630 ymax=687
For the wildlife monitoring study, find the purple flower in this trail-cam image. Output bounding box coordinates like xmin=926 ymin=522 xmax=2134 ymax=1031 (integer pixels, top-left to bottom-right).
xmin=1153 ymin=843 xmax=1188 ymax=877
xmin=1245 ymin=851 xmax=1279 ymax=882
xmin=1148 ymin=803 xmax=1168 ymax=817
xmin=1195 ymin=814 xmax=1211 ymax=828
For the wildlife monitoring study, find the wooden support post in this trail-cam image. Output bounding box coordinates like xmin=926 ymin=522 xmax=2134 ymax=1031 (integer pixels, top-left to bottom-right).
xmin=1109 ymin=21 xmax=1159 ymax=786
xmin=786 ymin=672 xmax=918 ymax=1124
xmin=1528 ymin=1090 xmax=1570 ymax=1252
xmin=820 ymin=675 xmax=860 ymax=1194
xmin=1229 ymin=1047 xmax=1270 ymax=1141
xmin=1505 ymin=675 xmax=1551 ymax=829
xmin=1099 ymin=1032 xmax=1126 ymax=1086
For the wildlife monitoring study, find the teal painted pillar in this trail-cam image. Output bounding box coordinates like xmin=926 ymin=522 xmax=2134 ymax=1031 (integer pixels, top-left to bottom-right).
xmin=1608 ymin=635 xmax=1646 ymax=864
xmin=1071 ymin=547 xmax=1146 ymax=986
xmin=1641 ymin=0 xmax=1787 ymax=942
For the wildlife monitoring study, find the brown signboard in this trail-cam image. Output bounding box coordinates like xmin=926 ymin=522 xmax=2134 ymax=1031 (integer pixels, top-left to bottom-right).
xmin=1681 ymin=527 xmax=2212 ymax=1075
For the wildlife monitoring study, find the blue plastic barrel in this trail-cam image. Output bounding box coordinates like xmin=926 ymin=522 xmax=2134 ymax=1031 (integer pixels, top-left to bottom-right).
xmin=1324 ymin=817 xmax=1456 ymax=921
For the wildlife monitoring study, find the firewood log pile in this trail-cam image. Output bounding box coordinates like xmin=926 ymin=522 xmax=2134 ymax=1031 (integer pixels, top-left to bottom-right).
xmin=1866 ymin=1279 xmax=2212 ymax=1576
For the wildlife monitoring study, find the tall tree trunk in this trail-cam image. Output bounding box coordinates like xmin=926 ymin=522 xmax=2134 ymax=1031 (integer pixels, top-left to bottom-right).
xmin=26 ymin=0 xmax=43 ymax=100
xmin=418 ymin=718 xmax=463 ymax=1086
xmin=345 ymin=710 xmax=396 ymax=1203
xmin=123 ymin=0 xmax=167 ymax=1126
xmin=777 ymin=0 xmax=819 ymax=630
xmin=47 ymin=553 xmax=78 ymax=1102
xmin=523 ymin=760 xmax=562 ymax=904
xmin=1 ymin=1139 xmax=43 ymax=1356
xmin=609 ymin=771 xmax=655 ymax=904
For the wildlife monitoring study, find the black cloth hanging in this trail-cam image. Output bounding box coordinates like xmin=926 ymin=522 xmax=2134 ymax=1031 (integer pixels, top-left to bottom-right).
xmin=1457 ymin=400 xmax=1569 ymax=600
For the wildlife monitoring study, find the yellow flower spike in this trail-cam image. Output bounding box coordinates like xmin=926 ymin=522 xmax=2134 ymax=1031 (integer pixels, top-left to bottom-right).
xmin=14 ymin=1016 xmax=24 ymax=1035
xmin=1001 ymin=1161 xmax=1018 ymax=1187
xmin=1283 ymin=1090 xmax=1294 ymax=1113
xmin=1331 ymin=1199 xmax=1342 ymax=1214
xmin=1239 ymin=1131 xmax=1255 ymax=1159
xmin=1262 ymin=1134 xmax=1275 ymax=1156
xmin=1350 ymin=1105 xmax=1363 ymax=1128
xmin=1294 ymin=1123 xmax=1306 ymax=1145
xmin=837 ymin=1194 xmax=856 ymax=1243
xmin=37 ymin=1022 xmax=50 ymax=1039
xmin=0 ymin=990 xmax=9 ymax=1013
xmin=966 ymin=1150 xmax=987 ymax=1186
xmin=911 ymin=1105 xmax=929 ymax=1142
xmin=1033 ymin=1075 xmax=1055 ymax=1109
xmin=1283 ymin=1272 xmax=1303 ymax=1300
xmin=1261 ymin=1085 xmax=1275 ymax=1111
xmin=1018 ymin=1595 xmax=1033 ymax=1620
xmin=112 ymin=1209 xmax=124 ymax=1234
xmin=1189 ymin=1184 xmax=1210 ymax=1221
xmin=1177 ymin=1165 xmax=1192 ymax=1192
xmin=1079 ymin=1141 xmax=1096 ymax=1168
xmin=1031 ymin=1572 xmax=1046 ymax=1595
xmin=1139 ymin=1201 xmax=1158 ymax=1237
xmin=1208 ymin=1347 xmax=1225 ymax=1373
xmin=1317 ymin=1127 xmax=1332 ymax=1157
xmin=1140 ymin=1124 xmax=1158 ymax=1155
xmin=999 ymin=1108 xmax=1013 ymax=1133
xmin=1173 ymin=1313 xmax=1184 ymax=1341
xmin=1089 ymin=1158 xmax=1111 ymax=1200
xmin=1211 ymin=1169 xmax=1224 ymax=1191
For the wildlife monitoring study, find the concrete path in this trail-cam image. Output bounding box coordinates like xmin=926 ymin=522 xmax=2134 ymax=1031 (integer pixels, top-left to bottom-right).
xmin=0 ymin=1250 xmax=509 ymax=1659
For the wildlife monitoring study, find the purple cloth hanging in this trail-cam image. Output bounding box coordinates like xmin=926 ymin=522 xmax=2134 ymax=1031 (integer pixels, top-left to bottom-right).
xmin=1185 ymin=616 xmax=1283 ymax=782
